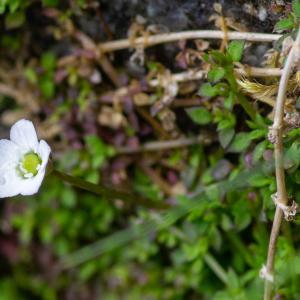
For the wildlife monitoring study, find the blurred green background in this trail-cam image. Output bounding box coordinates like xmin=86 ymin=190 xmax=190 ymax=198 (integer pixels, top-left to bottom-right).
xmin=1 ymin=1 xmax=300 ymax=299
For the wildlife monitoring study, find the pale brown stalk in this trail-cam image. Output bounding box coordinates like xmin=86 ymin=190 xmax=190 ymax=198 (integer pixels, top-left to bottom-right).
xmin=74 ymin=31 xmax=122 ymax=87
xmin=148 ymin=67 xmax=282 ymax=87
xmin=264 ymin=27 xmax=300 ymax=300
xmin=116 ymin=134 xmax=212 ymax=154
xmin=98 ymin=30 xmax=281 ymax=53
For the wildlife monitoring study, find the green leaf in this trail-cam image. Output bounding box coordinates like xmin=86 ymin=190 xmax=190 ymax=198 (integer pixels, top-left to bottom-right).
xmin=0 ymin=0 xmax=8 ymax=14
xmin=186 ymin=107 xmax=212 ymax=125
xmin=42 ymin=0 xmax=59 ymax=6
xmin=249 ymin=129 xmax=266 ymax=140
xmin=232 ymin=199 xmax=251 ymax=230
xmin=227 ymin=132 xmax=252 ymax=153
xmin=199 ymin=83 xmax=217 ymax=98
xmin=248 ymin=173 xmax=271 ymax=187
xmin=40 ymin=76 xmax=55 ymax=99
xmin=227 ymin=269 xmax=241 ymax=290
xmin=218 ymin=128 xmax=235 ymax=148
xmin=147 ymin=61 xmax=159 ymax=72
xmin=5 ymin=11 xmax=25 ymax=29
xmin=85 ymin=135 xmax=116 ymax=169
xmin=1 ymin=35 xmax=20 ymax=51
xmin=205 ymin=184 xmax=220 ymax=201
xmin=41 ymin=52 xmax=56 ymax=71
xmin=292 ymin=169 xmax=300 ymax=184
xmin=209 ymin=50 xmax=229 ymax=65
xmin=245 ymin=116 xmax=267 ymax=130
xmin=224 ymin=91 xmax=235 ymax=110
xmin=284 ymin=141 xmax=300 ymax=168
xmin=183 ymin=240 xmax=202 ymax=261
xmin=24 ymin=68 xmax=38 ymax=84
xmin=214 ymin=82 xmax=229 ymax=96
xmin=79 ymin=262 xmax=98 ymax=281
xmin=293 ymin=0 xmax=300 ymax=18
xmin=274 ymin=15 xmax=295 ymax=32
xmin=207 ymin=67 xmax=225 ymax=82
xmin=227 ymin=40 xmax=245 ymax=62
xmin=0 ymin=280 xmax=21 ymax=300
xmin=237 ymin=94 xmax=256 ymax=121
xmin=216 ymin=113 xmax=236 ymax=130
xmin=9 ymin=0 xmax=20 ymax=13
xmin=76 ymin=0 xmax=88 ymax=8
xmin=252 ymin=140 xmax=267 ymax=163
xmin=61 ymin=187 xmax=77 ymax=208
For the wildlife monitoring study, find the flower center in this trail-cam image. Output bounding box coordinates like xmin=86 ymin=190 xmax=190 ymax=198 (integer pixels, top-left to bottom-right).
xmin=19 ymin=153 xmax=42 ymax=178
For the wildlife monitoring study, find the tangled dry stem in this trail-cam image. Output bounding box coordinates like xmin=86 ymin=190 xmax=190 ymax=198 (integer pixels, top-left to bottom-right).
xmin=98 ymin=30 xmax=281 ymax=53
xmin=116 ymin=134 xmax=213 ymax=154
xmin=264 ymin=26 xmax=300 ymax=300
xmin=149 ymin=67 xmax=282 ymax=87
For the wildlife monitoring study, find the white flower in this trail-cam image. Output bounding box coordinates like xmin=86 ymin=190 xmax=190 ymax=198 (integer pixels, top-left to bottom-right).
xmin=0 ymin=119 xmax=51 ymax=198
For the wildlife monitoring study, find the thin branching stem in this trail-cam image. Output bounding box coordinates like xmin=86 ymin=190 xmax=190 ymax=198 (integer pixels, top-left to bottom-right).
xmin=116 ymin=134 xmax=213 ymax=154
xmin=98 ymin=30 xmax=281 ymax=53
xmin=51 ymin=169 xmax=169 ymax=209
xmin=148 ymin=68 xmax=282 ymax=87
xmin=264 ymin=26 xmax=300 ymax=300
xmin=203 ymin=254 xmax=228 ymax=285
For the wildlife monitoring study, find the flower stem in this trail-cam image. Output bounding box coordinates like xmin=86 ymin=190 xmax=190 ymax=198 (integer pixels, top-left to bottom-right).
xmin=99 ymin=30 xmax=280 ymax=53
xmin=264 ymin=26 xmax=300 ymax=300
xmin=51 ymin=169 xmax=169 ymax=209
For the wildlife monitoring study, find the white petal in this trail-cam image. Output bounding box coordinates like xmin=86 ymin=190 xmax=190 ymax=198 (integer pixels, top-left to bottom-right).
xmin=0 ymin=169 xmax=24 ymax=198
xmin=20 ymin=170 xmax=46 ymax=196
xmin=0 ymin=139 xmax=23 ymax=170
xmin=37 ymin=140 xmax=51 ymax=169
xmin=0 ymin=120 xmax=51 ymax=198
xmin=0 ymin=139 xmax=24 ymax=198
xmin=10 ymin=119 xmax=39 ymax=152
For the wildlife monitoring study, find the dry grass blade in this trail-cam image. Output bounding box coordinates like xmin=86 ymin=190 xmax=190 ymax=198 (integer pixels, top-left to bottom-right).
xmin=237 ymin=79 xmax=277 ymax=107
xmin=238 ymin=75 xmax=300 ymax=108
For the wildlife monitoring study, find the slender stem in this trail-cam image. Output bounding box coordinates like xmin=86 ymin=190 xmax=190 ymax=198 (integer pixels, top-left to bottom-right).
xmin=0 ymin=83 xmax=39 ymax=111
xmin=264 ymin=208 xmax=283 ymax=300
xmin=238 ymin=93 xmax=256 ymax=121
xmin=148 ymin=68 xmax=282 ymax=87
xmin=203 ymin=253 xmax=228 ymax=285
xmin=168 ymin=226 xmax=229 ymax=285
xmin=264 ymin=26 xmax=300 ymax=300
xmin=135 ymin=107 xmax=171 ymax=139
xmin=74 ymin=31 xmax=122 ymax=87
xmin=225 ymin=230 xmax=253 ymax=267
xmin=98 ymin=30 xmax=281 ymax=53
xmin=98 ymin=55 xmax=122 ymax=87
xmin=51 ymin=169 xmax=169 ymax=209
xmin=235 ymin=67 xmax=282 ymax=78
xmin=116 ymin=134 xmax=213 ymax=154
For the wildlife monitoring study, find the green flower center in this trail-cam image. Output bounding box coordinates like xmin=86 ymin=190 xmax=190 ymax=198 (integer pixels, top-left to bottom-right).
xmin=20 ymin=153 xmax=42 ymax=177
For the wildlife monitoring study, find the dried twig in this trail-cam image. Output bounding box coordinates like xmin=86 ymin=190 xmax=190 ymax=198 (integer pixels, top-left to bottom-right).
xmin=0 ymin=82 xmax=39 ymax=112
xmin=172 ymin=98 xmax=203 ymax=107
xmin=98 ymin=30 xmax=281 ymax=53
xmin=235 ymin=67 xmax=282 ymax=77
xmin=100 ymin=67 xmax=282 ymax=106
xmin=237 ymin=79 xmax=277 ymax=107
xmin=135 ymin=107 xmax=171 ymax=139
xmin=264 ymin=26 xmax=300 ymax=300
xmin=116 ymin=134 xmax=213 ymax=154
xmin=74 ymin=31 xmax=122 ymax=87
xmin=139 ymin=164 xmax=174 ymax=196
xmin=98 ymin=55 xmax=122 ymax=87
xmin=149 ymin=67 xmax=282 ymax=87
xmin=0 ymin=83 xmax=21 ymax=99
